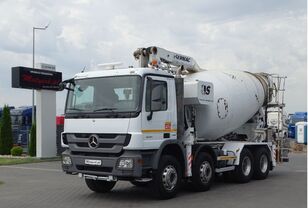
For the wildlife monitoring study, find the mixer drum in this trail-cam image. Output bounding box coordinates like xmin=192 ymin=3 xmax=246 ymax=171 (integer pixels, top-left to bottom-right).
xmin=185 ymin=70 xmax=268 ymax=140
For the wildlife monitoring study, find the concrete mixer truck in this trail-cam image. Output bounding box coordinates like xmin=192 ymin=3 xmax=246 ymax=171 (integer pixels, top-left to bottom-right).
xmin=60 ymin=46 xmax=289 ymax=199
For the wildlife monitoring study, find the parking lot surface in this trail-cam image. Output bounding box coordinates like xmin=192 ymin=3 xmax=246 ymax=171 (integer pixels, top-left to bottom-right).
xmin=0 ymin=153 xmax=306 ymax=208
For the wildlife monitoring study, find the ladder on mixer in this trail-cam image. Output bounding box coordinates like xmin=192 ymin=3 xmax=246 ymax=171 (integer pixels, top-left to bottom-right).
xmin=267 ymin=75 xmax=289 ymax=162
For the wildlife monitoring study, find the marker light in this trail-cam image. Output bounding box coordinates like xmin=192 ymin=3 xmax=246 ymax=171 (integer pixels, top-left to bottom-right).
xmin=151 ymin=59 xmax=158 ymax=66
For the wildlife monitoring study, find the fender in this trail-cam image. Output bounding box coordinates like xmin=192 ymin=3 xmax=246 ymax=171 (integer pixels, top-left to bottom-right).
xmin=193 ymin=144 xmax=218 ymax=165
xmin=152 ymin=140 xmax=186 ymax=170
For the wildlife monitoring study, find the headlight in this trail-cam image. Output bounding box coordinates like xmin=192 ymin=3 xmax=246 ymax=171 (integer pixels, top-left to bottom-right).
xmin=117 ymin=158 xmax=134 ymax=169
xmin=62 ymin=155 xmax=72 ymax=165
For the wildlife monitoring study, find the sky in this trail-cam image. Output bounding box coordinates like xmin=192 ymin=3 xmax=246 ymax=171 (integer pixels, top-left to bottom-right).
xmin=0 ymin=0 xmax=306 ymax=114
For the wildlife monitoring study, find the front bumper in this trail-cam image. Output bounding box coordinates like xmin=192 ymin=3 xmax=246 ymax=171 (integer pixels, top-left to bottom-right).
xmin=62 ymin=150 xmax=147 ymax=178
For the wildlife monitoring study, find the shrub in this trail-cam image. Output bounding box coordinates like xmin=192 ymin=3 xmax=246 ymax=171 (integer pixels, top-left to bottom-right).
xmin=29 ymin=123 xmax=36 ymax=157
xmin=11 ymin=146 xmax=23 ymax=156
xmin=0 ymin=105 xmax=13 ymax=155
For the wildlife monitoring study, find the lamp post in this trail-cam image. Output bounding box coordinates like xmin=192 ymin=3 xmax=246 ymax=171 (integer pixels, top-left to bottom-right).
xmin=32 ymin=24 xmax=49 ymax=125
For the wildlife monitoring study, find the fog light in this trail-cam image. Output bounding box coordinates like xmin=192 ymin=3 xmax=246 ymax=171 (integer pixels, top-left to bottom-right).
xmin=62 ymin=155 xmax=72 ymax=165
xmin=117 ymin=158 xmax=134 ymax=169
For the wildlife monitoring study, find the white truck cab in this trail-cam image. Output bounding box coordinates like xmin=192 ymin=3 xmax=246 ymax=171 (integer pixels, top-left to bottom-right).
xmin=62 ymin=68 xmax=183 ymax=186
xmin=63 ymin=68 xmax=177 ymax=150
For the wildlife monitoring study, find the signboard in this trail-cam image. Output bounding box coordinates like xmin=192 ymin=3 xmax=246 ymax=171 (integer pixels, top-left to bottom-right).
xmin=36 ymin=63 xmax=56 ymax=71
xmin=11 ymin=66 xmax=62 ymax=91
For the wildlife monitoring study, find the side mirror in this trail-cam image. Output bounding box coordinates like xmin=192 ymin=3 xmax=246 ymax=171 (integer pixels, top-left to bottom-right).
xmin=58 ymin=78 xmax=75 ymax=91
xmin=58 ymin=82 xmax=66 ymax=91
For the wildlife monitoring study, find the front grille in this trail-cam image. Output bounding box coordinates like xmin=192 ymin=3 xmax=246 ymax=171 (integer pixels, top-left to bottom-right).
xmin=75 ymin=142 xmax=88 ymax=147
xmin=75 ymin=142 xmax=114 ymax=148
xmin=74 ymin=133 xmax=118 ymax=139
xmin=66 ymin=133 xmax=131 ymax=154
xmin=76 ymin=165 xmax=112 ymax=173
xmin=71 ymin=151 xmax=122 ymax=157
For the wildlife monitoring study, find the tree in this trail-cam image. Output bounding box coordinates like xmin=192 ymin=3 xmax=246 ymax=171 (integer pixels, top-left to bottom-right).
xmin=29 ymin=123 xmax=36 ymax=157
xmin=0 ymin=105 xmax=13 ymax=155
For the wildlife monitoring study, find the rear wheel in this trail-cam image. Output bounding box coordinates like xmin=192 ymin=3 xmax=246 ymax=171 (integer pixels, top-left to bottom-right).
xmin=234 ymin=148 xmax=254 ymax=183
xmin=150 ymin=155 xmax=182 ymax=199
xmin=85 ymin=179 xmax=116 ymax=193
xmin=253 ymin=147 xmax=270 ymax=180
xmin=192 ymin=152 xmax=214 ymax=191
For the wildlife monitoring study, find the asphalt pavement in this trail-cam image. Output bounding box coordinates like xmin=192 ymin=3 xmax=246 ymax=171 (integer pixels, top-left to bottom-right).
xmin=0 ymin=153 xmax=306 ymax=208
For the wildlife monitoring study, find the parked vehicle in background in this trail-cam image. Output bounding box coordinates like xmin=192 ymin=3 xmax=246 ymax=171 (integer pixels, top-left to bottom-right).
xmin=10 ymin=106 xmax=34 ymax=148
xmin=288 ymin=112 xmax=307 ymax=138
xmin=56 ymin=115 xmax=66 ymax=155
xmin=0 ymin=106 xmax=15 ymax=118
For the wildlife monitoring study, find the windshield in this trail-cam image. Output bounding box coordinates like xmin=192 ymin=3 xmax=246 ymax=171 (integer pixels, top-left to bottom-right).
xmin=290 ymin=117 xmax=307 ymax=124
xmin=65 ymin=75 xmax=142 ymax=115
xmin=11 ymin=115 xmax=23 ymax=125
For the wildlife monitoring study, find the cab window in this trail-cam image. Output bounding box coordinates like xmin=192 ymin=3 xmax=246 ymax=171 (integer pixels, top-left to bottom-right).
xmin=146 ymin=80 xmax=167 ymax=112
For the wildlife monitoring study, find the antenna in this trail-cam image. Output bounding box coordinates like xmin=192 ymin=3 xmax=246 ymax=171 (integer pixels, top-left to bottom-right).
xmin=45 ymin=21 xmax=51 ymax=29
xmin=81 ymin=66 xmax=86 ymax=73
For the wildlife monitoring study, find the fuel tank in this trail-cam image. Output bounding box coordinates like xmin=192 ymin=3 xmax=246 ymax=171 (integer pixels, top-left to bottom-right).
xmin=184 ymin=70 xmax=271 ymax=140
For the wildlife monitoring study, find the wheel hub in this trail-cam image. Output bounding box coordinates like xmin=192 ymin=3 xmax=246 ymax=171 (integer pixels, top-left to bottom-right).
xmin=242 ymin=156 xmax=252 ymax=176
xmin=260 ymin=154 xmax=268 ymax=173
xmin=162 ymin=165 xmax=178 ymax=191
xmin=200 ymin=161 xmax=212 ymax=183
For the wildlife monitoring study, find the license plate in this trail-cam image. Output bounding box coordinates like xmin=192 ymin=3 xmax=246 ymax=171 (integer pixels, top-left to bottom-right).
xmin=85 ymin=159 xmax=102 ymax=166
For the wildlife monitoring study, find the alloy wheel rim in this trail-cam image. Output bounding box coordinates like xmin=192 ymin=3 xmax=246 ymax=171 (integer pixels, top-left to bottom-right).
xmin=242 ymin=156 xmax=252 ymax=176
xmin=162 ymin=165 xmax=178 ymax=191
xmin=200 ymin=161 xmax=212 ymax=184
xmin=260 ymin=154 xmax=268 ymax=173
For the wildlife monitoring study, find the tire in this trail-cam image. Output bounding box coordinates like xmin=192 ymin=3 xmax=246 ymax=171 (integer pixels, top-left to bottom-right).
xmin=253 ymin=147 xmax=270 ymax=180
xmin=85 ymin=179 xmax=116 ymax=193
xmin=130 ymin=181 xmax=150 ymax=187
xmin=234 ymin=148 xmax=254 ymax=183
xmin=150 ymin=155 xmax=182 ymax=199
xmin=192 ymin=152 xmax=214 ymax=192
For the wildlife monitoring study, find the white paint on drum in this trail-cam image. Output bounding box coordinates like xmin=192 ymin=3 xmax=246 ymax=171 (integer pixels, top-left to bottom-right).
xmin=185 ymin=70 xmax=266 ymax=140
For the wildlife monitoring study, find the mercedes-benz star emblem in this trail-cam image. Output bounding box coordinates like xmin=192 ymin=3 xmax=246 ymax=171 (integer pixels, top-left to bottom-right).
xmin=88 ymin=135 xmax=99 ymax=149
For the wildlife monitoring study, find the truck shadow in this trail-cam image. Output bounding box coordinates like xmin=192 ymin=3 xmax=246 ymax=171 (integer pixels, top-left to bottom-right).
xmin=79 ymin=173 xmax=286 ymax=202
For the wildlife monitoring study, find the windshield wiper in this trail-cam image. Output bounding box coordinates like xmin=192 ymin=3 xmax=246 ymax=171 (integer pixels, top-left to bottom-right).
xmin=94 ymin=107 xmax=118 ymax=112
xmin=66 ymin=107 xmax=83 ymax=111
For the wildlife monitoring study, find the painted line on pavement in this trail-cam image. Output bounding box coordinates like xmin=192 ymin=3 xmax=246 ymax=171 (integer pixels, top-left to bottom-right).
xmin=294 ymin=169 xmax=307 ymax=173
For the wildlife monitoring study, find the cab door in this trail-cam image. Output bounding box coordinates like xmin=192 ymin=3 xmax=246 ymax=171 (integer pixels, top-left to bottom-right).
xmin=141 ymin=75 xmax=177 ymax=149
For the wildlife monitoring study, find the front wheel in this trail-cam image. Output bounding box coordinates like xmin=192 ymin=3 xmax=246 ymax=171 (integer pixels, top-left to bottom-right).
xmin=150 ymin=155 xmax=182 ymax=199
xmin=192 ymin=152 xmax=214 ymax=192
xmin=85 ymin=179 xmax=116 ymax=193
